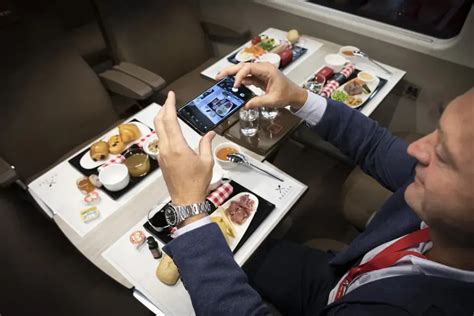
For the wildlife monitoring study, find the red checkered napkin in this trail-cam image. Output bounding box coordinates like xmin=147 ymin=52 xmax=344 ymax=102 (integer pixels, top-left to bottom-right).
xmin=97 ymin=155 xmax=126 ymax=173
xmin=319 ymin=63 xmax=356 ymax=98
xmin=135 ymin=131 xmax=157 ymax=148
xmin=206 ymin=182 xmax=234 ymax=208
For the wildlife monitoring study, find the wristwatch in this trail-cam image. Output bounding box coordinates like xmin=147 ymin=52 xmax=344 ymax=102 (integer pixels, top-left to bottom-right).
xmin=164 ymin=200 xmax=211 ymax=227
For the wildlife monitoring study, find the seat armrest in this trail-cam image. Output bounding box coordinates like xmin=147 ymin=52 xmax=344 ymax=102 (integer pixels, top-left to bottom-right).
xmin=113 ymin=62 xmax=166 ymax=91
xmin=201 ymin=21 xmax=250 ymax=43
xmin=99 ymin=70 xmax=153 ymax=100
xmin=0 ymin=157 xmax=18 ymax=188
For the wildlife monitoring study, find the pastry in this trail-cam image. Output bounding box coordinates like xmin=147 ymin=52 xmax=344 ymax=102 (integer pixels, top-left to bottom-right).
xmin=90 ymin=141 xmax=109 ymax=161
xmin=118 ymin=123 xmax=141 ymax=143
xmin=108 ymin=135 xmax=126 ymax=155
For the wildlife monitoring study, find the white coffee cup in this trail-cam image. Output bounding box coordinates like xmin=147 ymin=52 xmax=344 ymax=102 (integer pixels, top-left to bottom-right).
xmin=99 ymin=163 xmax=130 ymax=191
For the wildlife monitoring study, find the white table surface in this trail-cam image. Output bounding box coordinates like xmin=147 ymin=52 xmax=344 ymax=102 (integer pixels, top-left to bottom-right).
xmin=201 ymin=27 xmax=406 ymax=117
xmin=25 ymin=102 xmax=294 ymax=292
xmin=27 ymin=104 xmax=263 ymax=238
xmin=103 ymin=155 xmax=307 ymax=316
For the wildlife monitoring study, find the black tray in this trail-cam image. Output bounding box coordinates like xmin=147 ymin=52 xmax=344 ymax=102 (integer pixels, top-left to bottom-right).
xmin=304 ymin=68 xmax=387 ymax=111
xmin=227 ymin=45 xmax=308 ymax=71
xmin=143 ymin=180 xmax=275 ymax=254
xmin=67 ymin=120 xmax=160 ymax=200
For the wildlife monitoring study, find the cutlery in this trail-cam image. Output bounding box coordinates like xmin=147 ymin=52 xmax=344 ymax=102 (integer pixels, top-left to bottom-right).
xmin=227 ymin=153 xmax=284 ymax=182
xmin=352 ymin=50 xmax=393 ymax=75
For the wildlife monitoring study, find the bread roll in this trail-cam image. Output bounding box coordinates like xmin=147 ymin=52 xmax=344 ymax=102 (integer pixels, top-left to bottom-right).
xmin=287 ymin=29 xmax=300 ymax=44
xmin=118 ymin=123 xmax=141 ymax=143
xmin=90 ymin=141 xmax=109 ymax=161
xmin=108 ymin=135 xmax=126 ymax=155
xmin=156 ymin=255 xmax=179 ymax=285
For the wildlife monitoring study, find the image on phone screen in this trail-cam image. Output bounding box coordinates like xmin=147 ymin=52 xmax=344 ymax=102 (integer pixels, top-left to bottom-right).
xmin=178 ymin=77 xmax=255 ymax=135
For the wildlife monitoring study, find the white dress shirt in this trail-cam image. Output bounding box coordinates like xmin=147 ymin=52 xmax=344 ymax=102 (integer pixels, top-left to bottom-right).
xmin=327 ymin=222 xmax=474 ymax=304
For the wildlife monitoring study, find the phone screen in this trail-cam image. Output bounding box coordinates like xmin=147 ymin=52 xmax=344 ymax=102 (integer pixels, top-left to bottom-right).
xmin=178 ymin=77 xmax=255 ymax=135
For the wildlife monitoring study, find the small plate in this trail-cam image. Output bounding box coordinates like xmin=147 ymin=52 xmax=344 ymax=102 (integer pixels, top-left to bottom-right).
xmin=210 ymin=192 xmax=259 ymax=251
xmin=332 ymin=77 xmax=380 ymax=108
xmin=79 ymin=122 xmax=151 ymax=170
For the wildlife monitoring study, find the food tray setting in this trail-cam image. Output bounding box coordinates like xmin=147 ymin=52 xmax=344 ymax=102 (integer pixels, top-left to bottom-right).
xmin=68 ymin=119 xmax=160 ymax=200
xmin=227 ymin=32 xmax=308 ymax=70
xmin=143 ymin=180 xmax=275 ymax=254
xmin=303 ymin=67 xmax=387 ymax=111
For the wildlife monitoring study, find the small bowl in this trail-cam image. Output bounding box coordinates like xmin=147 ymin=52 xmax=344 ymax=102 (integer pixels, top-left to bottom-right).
xmin=213 ymin=142 xmax=241 ymax=170
xmin=324 ymin=54 xmax=347 ymax=72
xmin=99 ymin=163 xmax=130 ymax=191
xmin=257 ymin=53 xmax=281 ymax=69
xmin=338 ymin=46 xmax=359 ymax=59
xmin=357 ymin=70 xmax=376 ymax=83
xmin=142 ymin=136 xmax=159 ymax=160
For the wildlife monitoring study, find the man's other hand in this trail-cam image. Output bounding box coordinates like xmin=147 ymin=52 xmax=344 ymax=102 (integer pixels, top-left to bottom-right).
xmin=216 ymin=62 xmax=308 ymax=111
xmin=153 ymin=91 xmax=216 ymax=205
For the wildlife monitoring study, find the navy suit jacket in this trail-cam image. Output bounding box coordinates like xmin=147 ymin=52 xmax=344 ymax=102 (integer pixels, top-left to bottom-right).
xmin=164 ymin=100 xmax=474 ymax=315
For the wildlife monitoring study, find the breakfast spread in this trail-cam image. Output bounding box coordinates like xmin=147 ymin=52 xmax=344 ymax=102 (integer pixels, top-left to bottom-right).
xmin=88 ymin=123 xmax=142 ymax=161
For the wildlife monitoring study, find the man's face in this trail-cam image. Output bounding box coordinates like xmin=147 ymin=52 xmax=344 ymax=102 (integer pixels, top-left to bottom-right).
xmin=405 ymin=88 xmax=474 ymax=244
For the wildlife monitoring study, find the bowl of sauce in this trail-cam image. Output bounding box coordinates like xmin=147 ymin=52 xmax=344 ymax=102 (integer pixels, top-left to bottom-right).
xmin=338 ymin=46 xmax=359 ymax=60
xmin=357 ymin=70 xmax=376 ymax=83
xmin=214 ymin=142 xmax=241 ymax=169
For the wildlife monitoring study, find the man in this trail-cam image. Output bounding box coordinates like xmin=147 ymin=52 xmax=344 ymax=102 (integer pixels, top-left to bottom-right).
xmin=154 ymin=62 xmax=474 ymax=315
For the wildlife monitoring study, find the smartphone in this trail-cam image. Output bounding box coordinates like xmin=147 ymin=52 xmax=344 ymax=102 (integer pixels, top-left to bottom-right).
xmin=178 ymin=76 xmax=256 ymax=135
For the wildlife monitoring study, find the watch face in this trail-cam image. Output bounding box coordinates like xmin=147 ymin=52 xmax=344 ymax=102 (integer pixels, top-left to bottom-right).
xmin=164 ymin=205 xmax=178 ymax=226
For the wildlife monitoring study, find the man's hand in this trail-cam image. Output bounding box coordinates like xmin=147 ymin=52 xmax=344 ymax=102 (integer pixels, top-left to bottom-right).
xmin=216 ymin=62 xmax=308 ymax=111
xmin=153 ymin=91 xmax=216 ymax=206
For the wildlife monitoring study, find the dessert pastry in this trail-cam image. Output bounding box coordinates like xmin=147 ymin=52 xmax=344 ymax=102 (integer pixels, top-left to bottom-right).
xmin=108 ymin=135 xmax=126 ymax=154
xmin=118 ymin=123 xmax=141 ymax=143
xmin=90 ymin=141 xmax=109 ymax=161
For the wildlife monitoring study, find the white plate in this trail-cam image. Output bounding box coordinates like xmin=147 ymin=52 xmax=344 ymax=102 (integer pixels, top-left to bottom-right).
xmin=210 ymin=192 xmax=259 ymax=251
xmin=79 ymin=122 xmax=151 ymax=170
xmin=235 ymin=36 xmax=281 ymax=62
xmin=332 ymin=77 xmax=380 ymax=108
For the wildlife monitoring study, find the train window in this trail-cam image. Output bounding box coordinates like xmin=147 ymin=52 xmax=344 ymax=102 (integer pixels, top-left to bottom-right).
xmin=306 ymin=0 xmax=472 ymax=39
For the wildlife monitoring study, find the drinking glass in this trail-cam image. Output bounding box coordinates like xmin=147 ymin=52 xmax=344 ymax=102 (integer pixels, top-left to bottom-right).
xmin=239 ymin=108 xmax=259 ymax=137
xmin=260 ymin=107 xmax=279 ymax=120
xmin=124 ymin=148 xmax=150 ymax=177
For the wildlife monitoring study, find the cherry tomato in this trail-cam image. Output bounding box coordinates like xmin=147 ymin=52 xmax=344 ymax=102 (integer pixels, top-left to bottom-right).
xmin=251 ymin=36 xmax=261 ymax=45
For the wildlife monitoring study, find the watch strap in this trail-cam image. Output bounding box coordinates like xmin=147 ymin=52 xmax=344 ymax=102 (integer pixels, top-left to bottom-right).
xmin=172 ymin=200 xmax=211 ymax=226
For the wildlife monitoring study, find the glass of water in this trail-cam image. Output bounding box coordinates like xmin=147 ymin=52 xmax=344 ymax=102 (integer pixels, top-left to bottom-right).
xmin=260 ymin=107 xmax=279 ymax=120
xmin=239 ymin=108 xmax=259 ymax=137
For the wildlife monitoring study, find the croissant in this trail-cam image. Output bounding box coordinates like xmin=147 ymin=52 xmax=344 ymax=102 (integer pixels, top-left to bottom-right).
xmin=90 ymin=141 xmax=109 ymax=161
xmin=119 ymin=123 xmax=141 ymax=143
